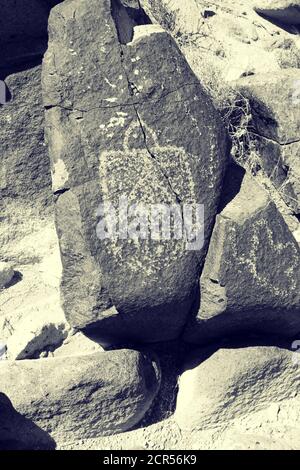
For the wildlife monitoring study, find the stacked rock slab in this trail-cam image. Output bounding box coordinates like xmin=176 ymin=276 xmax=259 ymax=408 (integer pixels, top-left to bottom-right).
xmin=43 ymin=0 xmax=228 ymax=343
xmin=184 ymin=167 xmax=300 ymax=344
xmin=236 ymin=70 xmax=300 ymax=215
xmin=0 ymin=350 xmax=160 ymax=439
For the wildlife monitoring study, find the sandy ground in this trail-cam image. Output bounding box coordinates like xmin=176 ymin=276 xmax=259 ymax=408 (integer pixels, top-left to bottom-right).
xmin=57 ymin=396 xmax=300 ymax=450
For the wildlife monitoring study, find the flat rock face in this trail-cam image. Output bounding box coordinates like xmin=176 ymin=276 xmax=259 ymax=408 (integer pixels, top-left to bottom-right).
xmin=254 ymin=1 xmax=300 ymax=25
xmin=0 ymin=65 xmax=52 ymax=208
xmin=43 ymin=0 xmax=228 ymax=343
xmin=175 ymin=346 xmax=300 ymax=431
xmin=0 ymin=350 xmax=160 ymax=439
xmin=184 ymin=169 xmax=300 ymax=344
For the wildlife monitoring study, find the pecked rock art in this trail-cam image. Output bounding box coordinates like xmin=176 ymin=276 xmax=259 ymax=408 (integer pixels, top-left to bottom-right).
xmin=43 ymin=0 xmax=228 ymax=344
xmin=98 ymin=121 xmax=202 ymax=274
xmin=184 ymin=169 xmax=300 ymax=345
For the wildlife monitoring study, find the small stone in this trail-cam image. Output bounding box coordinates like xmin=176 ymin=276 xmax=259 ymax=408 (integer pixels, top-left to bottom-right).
xmin=6 ymin=306 xmax=69 ymax=360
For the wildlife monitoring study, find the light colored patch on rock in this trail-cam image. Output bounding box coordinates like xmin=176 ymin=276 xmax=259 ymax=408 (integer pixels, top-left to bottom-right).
xmin=53 ymin=331 xmax=104 ymax=357
xmin=51 ymin=158 xmax=69 ymax=193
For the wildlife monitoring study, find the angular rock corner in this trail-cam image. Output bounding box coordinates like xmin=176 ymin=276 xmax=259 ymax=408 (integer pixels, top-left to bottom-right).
xmin=184 ymin=165 xmax=300 ymax=344
xmin=42 ymin=0 xmax=229 ymax=343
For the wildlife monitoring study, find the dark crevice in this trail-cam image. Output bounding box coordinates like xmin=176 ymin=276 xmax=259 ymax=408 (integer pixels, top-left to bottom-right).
xmin=134 ymin=107 xmax=182 ymax=205
xmin=218 ymin=161 xmax=245 ymax=213
xmin=53 ymin=187 xmax=70 ymax=198
xmin=111 ymin=0 xmax=152 ymax=45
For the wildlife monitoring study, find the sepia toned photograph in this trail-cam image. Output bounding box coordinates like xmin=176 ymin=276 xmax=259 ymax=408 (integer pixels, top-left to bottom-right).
xmin=0 ymin=0 xmax=300 ymax=455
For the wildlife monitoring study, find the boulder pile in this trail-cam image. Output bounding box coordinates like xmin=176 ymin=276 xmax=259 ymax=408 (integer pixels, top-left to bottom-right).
xmin=0 ymin=0 xmax=299 ymax=450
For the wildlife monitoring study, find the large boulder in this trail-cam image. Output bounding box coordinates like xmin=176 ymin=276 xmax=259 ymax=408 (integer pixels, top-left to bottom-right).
xmin=43 ymin=0 xmax=228 ymax=343
xmin=175 ymin=346 xmax=300 ymax=431
xmin=0 ymin=350 xmax=160 ymax=439
xmin=236 ymin=70 xmax=300 ymax=214
xmin=254 ymin=1 xmax=300 ymax=25
xmin=184 ymin=167 xmax=300 ymax=345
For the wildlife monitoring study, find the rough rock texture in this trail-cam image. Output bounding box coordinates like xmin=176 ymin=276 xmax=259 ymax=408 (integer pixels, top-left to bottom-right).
xmin=175 ymin=346 xmax=300 ymax=431
xmin=236 ymin=70 xmax=300 ymax=214
xmin=6 ymin=307 xmax=69 ymax=360
xmin=0 ymin=65 xmax=52 ymax=208
xmin=0 ymin=263 xmax=14 ymax=289
xmin=254 ymin=1 xmax=300 ymax=25
xmin=184 ymin=168 xmax=300 ymax=344
xmin=43 ymin=0 xmax=228 ymax=343
xmin=0 ymin=393 xmax=56 ymax=450
xmin=0 ymin=350 xmax=160 ymax=439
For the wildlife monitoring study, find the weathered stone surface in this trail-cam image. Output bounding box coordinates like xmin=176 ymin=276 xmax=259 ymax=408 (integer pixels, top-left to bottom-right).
xmin=175 ymin=346 xmax=300 ymax=431
xmin=254 ymin=1 xmax=300 ymax=25
xmin=0 ymin=393 xmax=56 ymax=450
xmin=236 ymin=70 xmax=300 ymax=214
xmin=53 ymin=331 xmax=104 ymax=357
xmin=6 ymin=307 xmax=69 ymax=360
xmin=0 ymin=350 xmax=160 ymax=439
xmin=0 ymin=65 xmax=52 ymax=208
xmin=0 ymin=262 xmax=14 ymax=289
xmin=184 ymin=169 xmax=300 ymax=344
xmin=43 ymin=0 xmax=228 ymax=342
xmin=237 ymin=70 xmax=300 ymax=144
